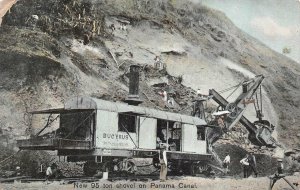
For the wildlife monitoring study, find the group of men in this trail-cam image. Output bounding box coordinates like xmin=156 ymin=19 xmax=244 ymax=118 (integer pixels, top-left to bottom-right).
xmin=240 ymin=152 xmax=258 ymax=178
xmin=159 ymin=149 xmax=258 ymax=181
xmin=223 ymin=151 xmax=258 ymax=178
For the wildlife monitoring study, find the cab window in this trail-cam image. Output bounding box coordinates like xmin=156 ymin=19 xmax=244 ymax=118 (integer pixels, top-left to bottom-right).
xmin=118 ymin=114 xmax=136 ymax=133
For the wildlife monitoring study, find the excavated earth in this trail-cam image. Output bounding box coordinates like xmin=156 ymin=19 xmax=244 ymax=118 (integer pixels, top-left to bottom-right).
xmin=0 ymin=0 xmax=300 ymax=184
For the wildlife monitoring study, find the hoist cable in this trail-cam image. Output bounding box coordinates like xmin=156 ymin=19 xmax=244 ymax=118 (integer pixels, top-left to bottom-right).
xmin=260 ymin=85 xmax=263 ymax=115
xmin=255 ymin=92 xmax=259 ymax=110
xmin=225 ymin=82 xmax=243 ymax=100
xmin=218 ymin=82 xmax=242 ymax=94
xmin=253 ymin=100 xmax=258 ymax=113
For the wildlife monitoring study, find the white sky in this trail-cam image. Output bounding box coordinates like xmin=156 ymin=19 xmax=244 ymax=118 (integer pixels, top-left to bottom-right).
xmin=0 ymin=0 xmax=17 ymax=25
xmin=200 ymin=0 xmax=300 ymax=63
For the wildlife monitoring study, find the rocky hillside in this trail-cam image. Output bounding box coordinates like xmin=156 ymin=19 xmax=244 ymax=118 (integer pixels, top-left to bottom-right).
xmin=0 ymin=0 xmax=300 ymax=152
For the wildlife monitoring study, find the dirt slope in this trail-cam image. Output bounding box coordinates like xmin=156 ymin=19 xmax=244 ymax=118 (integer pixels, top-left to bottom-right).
xmin=0 ymin=0 xmax=300 ymax=153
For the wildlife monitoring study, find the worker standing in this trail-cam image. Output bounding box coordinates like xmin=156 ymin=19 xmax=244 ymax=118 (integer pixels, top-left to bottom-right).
xmin=212 ymin=111 xmax=230 ymax=130
xmin=196 ymin=89 xmax=202 ymax=97
xmin=240 ymin=154 xmax=250 ymax=178
xmin=223 ymin=153 xmax=230 ymax=174
xmin=13 ymin=166 xmax=21 ymax=177
xmin=248 ymin=152 xmax=258 ymax=177
xmin=196 ymin=88 xmax=212 ymax=100
xmin=162 ymin=90 xmax=168 ymax=103
xmin=277 ymin=159 xmax=284 ymax=174
xmin=268 ymin=159 xmax=298 ymax=190
xmin=154 ymin=56 xmax=163 ymax=70
xmin=46 ymin=164 xmax=52 ymax=180
xmin=159 ymin=144 xmax=168 ymax=181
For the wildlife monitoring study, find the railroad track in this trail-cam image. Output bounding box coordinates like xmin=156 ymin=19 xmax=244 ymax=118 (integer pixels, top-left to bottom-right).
xmin=0 ymin=174 xmax=160 ymax=183
xmin=0 ymin=176 xmax=100 ymax=183
xmin=108 ymin=174 xmax=158 ymax=182
xmin=1 ymin=173 xmax=218 ymax=183
xmin=20 ymin=177 xmax=99 ymax=183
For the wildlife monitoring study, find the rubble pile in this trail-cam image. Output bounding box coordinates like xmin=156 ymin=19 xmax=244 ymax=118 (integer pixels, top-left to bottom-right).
xmin=54 ymin=162 xmax=84 ymax=177
xmin=218 ymin=123 xmax=251 ymax=147
xmin=141 ymin=66 xmax=200 ymax=114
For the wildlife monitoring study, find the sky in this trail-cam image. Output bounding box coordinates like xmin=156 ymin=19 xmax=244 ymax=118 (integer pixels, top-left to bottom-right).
xmin=0 ymin=0 xmax=17 ymax=25
xmin=200 ymin=0 xmax=300 ymax=63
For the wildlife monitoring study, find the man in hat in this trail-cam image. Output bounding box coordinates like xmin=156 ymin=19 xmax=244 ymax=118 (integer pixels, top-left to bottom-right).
xmin=154 ymin=56 xmax=163 ymax=70
xmin=214 ymin=111 xmax=230 ymax=131
xmin=159 ymin=143 xmax=168 ymax=181
xmin=277 ymin=158 xmax=284 ymax=174
xmin=240 ymin=154 xmax=250 ymax=178
xmin=247 ymin=152 xmax=258 ymax=177
xmin=268 ymin=158 xmax=298 ymax=190
xmin=218 ymin=115 xmax=226 ymax=129
xmin=196 ymin=89 xmax=212 ymax=100
xmin=196 ymin=89 xmax=203 ymax=98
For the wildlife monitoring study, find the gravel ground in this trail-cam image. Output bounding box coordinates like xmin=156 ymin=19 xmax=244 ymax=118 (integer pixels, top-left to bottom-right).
xmin=0 ymin=175 xmax=299 ymax=190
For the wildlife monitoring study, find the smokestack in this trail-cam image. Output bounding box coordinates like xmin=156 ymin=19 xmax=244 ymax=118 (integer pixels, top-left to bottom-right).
xmin=124 ymin=65 xmax=143 ymax=106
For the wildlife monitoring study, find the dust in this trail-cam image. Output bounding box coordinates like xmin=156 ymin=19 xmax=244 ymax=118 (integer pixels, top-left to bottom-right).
xmin=218 ymin=58 xmax=255 ymax=78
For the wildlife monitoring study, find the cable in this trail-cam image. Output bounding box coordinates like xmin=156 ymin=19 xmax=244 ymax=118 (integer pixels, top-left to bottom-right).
xmin=36 ymin=114 xmax=60 ymax=137
xmin=225 ymin=82 xmax=243 ymax=99
xmin=260 ymin=85 xmax=263 ymax=115
xmin=120 ymin=123 xmax=138 ymax=148
xmin=218 ymin=84 xmax=239 ymax=94
xmin=65 ymin=111 xmax=96 ymax=139
xmin=218 ymin=83 xmax=242 ymax=94
xmin=253 ymin=93 xmax=258 ymax=114
xmin=256 ymin=92 xmax=259 ymax=110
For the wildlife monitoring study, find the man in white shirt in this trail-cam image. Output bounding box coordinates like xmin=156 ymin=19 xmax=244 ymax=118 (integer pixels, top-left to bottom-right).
xmin=240 ymin=154 xmax=250 ymax=178
xmin=223 ymin=153 xmax=230 ymax=174
xmin=46 ymin=165 xmax=52 ymax=180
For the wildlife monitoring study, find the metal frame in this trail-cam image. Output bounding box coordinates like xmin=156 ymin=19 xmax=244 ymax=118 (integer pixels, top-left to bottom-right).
xmin=32 ymin=97 xmax=207 ymax=126
xmin=17 ymin=96 xmax=211 ymax=163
